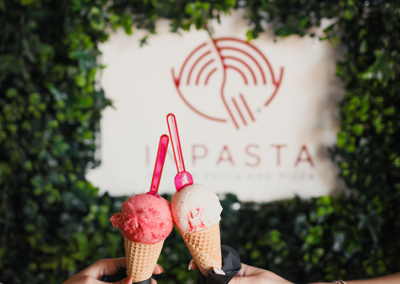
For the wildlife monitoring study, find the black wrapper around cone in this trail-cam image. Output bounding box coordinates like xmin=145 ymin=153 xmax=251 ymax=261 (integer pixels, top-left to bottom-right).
xmin=197 ymin=245 xmax=242 ymax=284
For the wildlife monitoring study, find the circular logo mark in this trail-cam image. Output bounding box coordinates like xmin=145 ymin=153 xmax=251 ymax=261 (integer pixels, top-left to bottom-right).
xmin=172 ymin=37 xmax=284 ymax=129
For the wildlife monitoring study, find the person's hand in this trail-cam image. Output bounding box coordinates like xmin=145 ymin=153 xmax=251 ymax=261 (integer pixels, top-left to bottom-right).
xmin=231 ymin=263 xmax=293 ymax=284
xmin=63 ymin=258 xmax=164 ymax=284
xmin=188 ymin=259 xmax=293 ymax=284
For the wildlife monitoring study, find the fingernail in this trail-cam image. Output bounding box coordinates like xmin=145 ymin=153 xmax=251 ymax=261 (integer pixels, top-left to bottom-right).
xmin=188 ymin=259 xmax=194 ymax=270
xmin=213 ymin=267 xmax=226 ymax=275
xmin=125 ymin=276 xmax=132 ymax=284
xmin=158 ymin=264 xmax=164 ymax=273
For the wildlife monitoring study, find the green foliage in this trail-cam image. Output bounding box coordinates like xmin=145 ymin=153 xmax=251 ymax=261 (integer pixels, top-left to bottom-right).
xmin=1 ymin=0 xmax=400 ymax=284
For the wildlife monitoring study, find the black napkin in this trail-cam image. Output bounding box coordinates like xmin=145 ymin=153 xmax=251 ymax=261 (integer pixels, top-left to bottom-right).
xmin=197 ymin=245 xmax=242 ymax=284
xmin=100 ymin=267 xmax=151 ymax=284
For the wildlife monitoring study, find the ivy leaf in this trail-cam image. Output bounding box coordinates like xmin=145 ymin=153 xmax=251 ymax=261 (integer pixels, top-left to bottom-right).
xmin=359 ymin=50 xmax=396 ymax=86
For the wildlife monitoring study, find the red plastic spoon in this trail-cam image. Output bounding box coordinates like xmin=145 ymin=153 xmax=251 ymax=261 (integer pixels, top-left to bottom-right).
xmin=167 ymin=113 xmax=194 ymax=191
xmin=147 ymin=134 xmax=169 ymax=197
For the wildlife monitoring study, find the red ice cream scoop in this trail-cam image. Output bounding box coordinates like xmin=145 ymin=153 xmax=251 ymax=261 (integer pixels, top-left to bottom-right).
xmin=110 ymin=193 xmax=173 ymax=244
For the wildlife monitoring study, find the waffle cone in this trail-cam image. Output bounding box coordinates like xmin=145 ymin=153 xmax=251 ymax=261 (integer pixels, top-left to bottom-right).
xmin=180 ymin=223 xmax=222 ymax=276
xmin=124 ymin=237 xmax=164 ymax=282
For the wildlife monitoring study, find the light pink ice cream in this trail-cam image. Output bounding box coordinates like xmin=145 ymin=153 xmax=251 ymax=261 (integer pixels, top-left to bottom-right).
xmin=110 ymin=194 xmax=173 ymax=244
xmin=171 ymin=183 xmax=223 ymax=233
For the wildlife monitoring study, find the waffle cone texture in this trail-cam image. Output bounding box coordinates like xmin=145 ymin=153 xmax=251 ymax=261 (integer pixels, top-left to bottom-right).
xmin=124 ymin=237 xmax=164 ymax=282
xmin=180 ymin=223 xmax=222 ymax=276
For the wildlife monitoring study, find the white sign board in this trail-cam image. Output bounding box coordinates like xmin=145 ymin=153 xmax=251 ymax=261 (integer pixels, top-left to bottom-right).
xmin=87 ymin=11 xmax=342 ymax=202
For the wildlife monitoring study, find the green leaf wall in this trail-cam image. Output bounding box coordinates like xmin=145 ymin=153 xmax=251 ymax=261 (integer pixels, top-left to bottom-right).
xmin=1 ymin=0 xmax=399 ymax=283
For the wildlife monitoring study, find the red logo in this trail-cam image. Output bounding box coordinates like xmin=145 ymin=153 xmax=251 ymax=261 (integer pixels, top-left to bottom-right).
xmin=172 ymin=37 xmax=284 ymax=129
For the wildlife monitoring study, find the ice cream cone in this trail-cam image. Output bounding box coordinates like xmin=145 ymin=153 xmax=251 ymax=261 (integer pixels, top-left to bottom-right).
xmin=124 ymin=237 xmax=164 ymax=282
xmin=179 ymin=223 xmax=222 ymax=276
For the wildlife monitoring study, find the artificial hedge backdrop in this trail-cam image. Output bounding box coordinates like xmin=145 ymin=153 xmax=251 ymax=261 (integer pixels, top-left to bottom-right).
xmin=0 ymin=0 xmax=399 ymax=283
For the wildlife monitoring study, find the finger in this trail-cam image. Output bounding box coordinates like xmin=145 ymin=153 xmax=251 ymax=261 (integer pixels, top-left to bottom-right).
xmin=235 ymin=263 xmax=261 ymax=277
xmin=153 ymin=264 xmax=164 ymax=275
xmin=83 ymin=258 xmax=127 ymax=279
xmin=151 ymin=278 xmax=158 ymax=284
xmin=125 ymin=275 xmax=132 ymax=284
xmin=234 ymin=264 xmax=292 ymax=283
xmin=188 ymin=259 xmax=198 ymax=271
xmin=70 ymin=276 xmax=121 ymax=284
xmin=236 ymin=263 xmax=276 ymax=279
xmin=231 ymin=276 xmax=290 ymax=284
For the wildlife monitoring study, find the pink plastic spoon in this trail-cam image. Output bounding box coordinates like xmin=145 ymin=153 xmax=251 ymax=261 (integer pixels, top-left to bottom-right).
xmin=147 ymin=134 xmax=169 ymax=197
xmin=166 ymin=113 xmax=194 ymax=191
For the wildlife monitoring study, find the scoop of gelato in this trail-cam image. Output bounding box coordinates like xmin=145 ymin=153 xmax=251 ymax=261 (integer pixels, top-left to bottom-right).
xmin=170 ymin=183 xmax=223 ymax=233
xmin=111 ymin=194 xmax=173 ymax=244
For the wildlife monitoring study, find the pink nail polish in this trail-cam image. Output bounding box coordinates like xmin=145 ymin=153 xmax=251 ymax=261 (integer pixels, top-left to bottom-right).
xmin=188 ymin=260 xmax=194 ymax=270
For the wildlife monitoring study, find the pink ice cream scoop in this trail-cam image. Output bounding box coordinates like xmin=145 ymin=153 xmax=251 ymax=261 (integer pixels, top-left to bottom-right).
xmin=111 ymin=194 xmax=173 ymax=244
